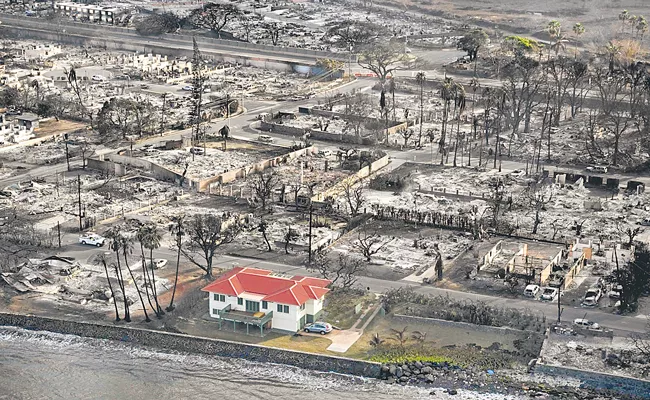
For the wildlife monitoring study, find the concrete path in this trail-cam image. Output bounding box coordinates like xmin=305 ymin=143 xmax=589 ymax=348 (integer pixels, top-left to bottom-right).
xmin=326 ymin=303 xmax=383 ymax=353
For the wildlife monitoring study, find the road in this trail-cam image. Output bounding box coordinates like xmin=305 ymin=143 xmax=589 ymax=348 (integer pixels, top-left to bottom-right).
xmin=57 ymin=236 xmax=649 ymax=335
xmin=3 ymin=65 xmax=647 ymax=337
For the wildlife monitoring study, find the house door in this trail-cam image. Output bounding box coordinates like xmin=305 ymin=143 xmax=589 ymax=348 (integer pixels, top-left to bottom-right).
xmin=245 ymin=300 xmax=260 ymax=313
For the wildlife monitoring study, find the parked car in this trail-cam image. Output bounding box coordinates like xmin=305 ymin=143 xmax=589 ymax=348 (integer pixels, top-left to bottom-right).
xmin=182 ymin=85 xmax=194 ymax=91
xmin=258 ymin=135 xmax=274 ymax=143
xmin=586 ymin=165 xmax=608 ymax=173
xmin=582 ymin=288 xmax=603 ymax=306
xmin=573 ymin=318 xmax=600 ymax=330
xmin=79 ymin=233 xmax=106 ymax=247
xmin=91 ymin=75 xmax=106 ymax=82
xmin=190 ymin=147 xmax=204 ymax=155
xmin=147 ymin=259 xmax=168 ymax=270
xmin=304 ymin=321 xmax=333 ymax=335
xmin=608 ymin=284 xmax=623 ymax=299
xmin=540 ymin=287 xmax=559 ymax=301
xmin=523 ymin=284 xmax=540 ymax=298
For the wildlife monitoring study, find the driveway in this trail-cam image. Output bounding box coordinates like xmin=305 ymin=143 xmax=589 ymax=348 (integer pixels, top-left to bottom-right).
xmin=301 ymin=329 xmax=362 ymax=353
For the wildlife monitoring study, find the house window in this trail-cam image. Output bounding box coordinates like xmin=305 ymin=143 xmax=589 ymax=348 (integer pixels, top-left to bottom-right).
xmin=300 ymin=303 xmax=305 ymax=311
xmin=276 ymin=304 xmax=290 ymax=313
xmin=219 ymin=294 xmax=225 ymax=302
xmin=283 ymin=305 xmax=289 ymax=313
xmin=237 ymin=297 xmax=243 ymax=305
xmin=213 ymin=294 xmax=218 ymax=301
xmin=262 ymin=301 xmax=268 ymax=309
xmin=277 ymin=304 xmax=282 ymax=312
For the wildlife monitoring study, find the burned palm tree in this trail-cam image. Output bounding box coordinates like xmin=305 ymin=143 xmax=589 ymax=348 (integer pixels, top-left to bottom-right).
xmin=120 ymin=228 xmax=151 ymax=322
xmin=99 ymin=254 xmax=120 ymax=322
xmin=167 ymin=215 xmax=185 ymax=312
xmin=105 ymin=226 xmax=130 ymax=322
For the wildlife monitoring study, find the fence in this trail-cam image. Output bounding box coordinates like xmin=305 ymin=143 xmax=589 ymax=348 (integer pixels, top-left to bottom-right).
xmin=372 ymin=205 xmax=482 ymax=234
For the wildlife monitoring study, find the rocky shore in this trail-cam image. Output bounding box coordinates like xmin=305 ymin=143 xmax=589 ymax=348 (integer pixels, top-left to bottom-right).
xmin=379 ymin=360 xmax=643 ymax=399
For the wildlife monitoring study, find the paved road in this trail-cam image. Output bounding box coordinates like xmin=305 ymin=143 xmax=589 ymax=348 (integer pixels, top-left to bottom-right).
xmin=57 ymin=236 xmax=649 ymax=335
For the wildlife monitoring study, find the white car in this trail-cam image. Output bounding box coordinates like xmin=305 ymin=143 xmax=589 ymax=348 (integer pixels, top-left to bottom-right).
xmin=540 ymin=287 xmax=559 ymax=301
xmin=91 ymin=75 xmax=105 ymax=82
xmin=573 ymin=318 xmax=600 ymax=330
xmin=582 ymin=288 xmax=602 ymax=307
xmin=147 ymin=259 xmax=168 ymax=270
xmin=182 ymin=85 xmax=194 ymax=91
xmin=523 ymin=284 xmax=540 ymax=297
xmin=258 ymin=135 xmax=274 ymax=143
xmin=79 ymin=233 xmax=106 ymax=247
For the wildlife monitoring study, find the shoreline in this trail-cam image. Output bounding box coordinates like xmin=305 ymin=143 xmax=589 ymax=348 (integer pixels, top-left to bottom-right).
xmin=0 ymin=311 xmax=381 ymax=378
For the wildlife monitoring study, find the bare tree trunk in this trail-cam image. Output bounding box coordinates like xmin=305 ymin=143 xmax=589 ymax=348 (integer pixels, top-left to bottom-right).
xmin=101 ymin=258 xmax=120 ymax=321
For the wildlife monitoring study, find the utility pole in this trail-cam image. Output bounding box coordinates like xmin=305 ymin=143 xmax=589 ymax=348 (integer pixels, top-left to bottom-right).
xmin=57 ymin=221 xmax=61 ymax=248
xmin=308 ymin=204 xmax=313 ymax=263
xmin=557 ymin=286 xmax=562 ymax=323
xmin=77 ymin=175 xmax=82 ymax=232
xmin=64 ymin=133 xmax=70 ymax=172
xmin=160 ymin=92 xmax=167 ymax=136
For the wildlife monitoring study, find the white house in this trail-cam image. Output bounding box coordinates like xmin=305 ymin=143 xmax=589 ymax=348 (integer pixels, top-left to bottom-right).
xmin=202 ymin=267 xmax=331 ymax=333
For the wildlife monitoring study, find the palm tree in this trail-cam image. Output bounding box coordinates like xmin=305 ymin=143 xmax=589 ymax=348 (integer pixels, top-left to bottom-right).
xmin=167 ymin=216 xmax=185 ymax=312
xmin=619 ymin=10 xmax=630 ymax=33
xmin=105 ymin=226 xmax=130 ymax=322
xmin=137 ymin=224 xmax=164 ymax=318
xmin=415 ymin=71 xmax=426 ymax=147
xmin=390 ymin=326 xmax=409 ymax=349
xmin=411 ymin=330 xmax=428 ymax=343
xmin=605 ymin=41 xmax=622 ymax=72
xmin=99 ymin=254 xmax=120 ymax=322
xmin=368 ymin=332 xmax=385 ymax=347
xmin=120 ymin=231 xmax=151 ymax=322
xmin=572 ymin=23 xmax=585 ymax=58
xmin=452 ymin=83 xmax=467 ymax=167
xmin=439 ymin=77 xmax=456 ymax=165
xmin=546 ymin=20 xmax=562 ymax=56
xmin=636 ymin=16 xmax=648 ymax=41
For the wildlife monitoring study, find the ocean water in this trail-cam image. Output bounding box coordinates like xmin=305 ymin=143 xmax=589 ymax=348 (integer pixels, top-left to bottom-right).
xmin=0 ymin=327 xmax=522 ymax=400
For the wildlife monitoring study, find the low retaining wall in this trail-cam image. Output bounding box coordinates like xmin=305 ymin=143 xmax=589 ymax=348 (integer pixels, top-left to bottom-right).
xmin=535 ymin=362 xmax=650 ymax=398
xmin=0 ymin=312 xmax=381 ymax=378
xmin=392 ymin=314 xmax=535 ymax=336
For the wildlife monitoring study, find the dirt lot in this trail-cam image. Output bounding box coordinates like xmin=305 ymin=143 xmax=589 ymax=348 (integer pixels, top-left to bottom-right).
xmin=397 ymin=0 xmax=650 ymax=40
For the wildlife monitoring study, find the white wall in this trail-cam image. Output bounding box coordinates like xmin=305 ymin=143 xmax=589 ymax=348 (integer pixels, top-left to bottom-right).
xmin=207 ymin=293 xmax=325 ymax=332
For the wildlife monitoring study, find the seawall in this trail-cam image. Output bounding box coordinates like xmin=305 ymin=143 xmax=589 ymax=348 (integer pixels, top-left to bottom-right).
xmin=0 ymin=312 xmax=381 ymax=378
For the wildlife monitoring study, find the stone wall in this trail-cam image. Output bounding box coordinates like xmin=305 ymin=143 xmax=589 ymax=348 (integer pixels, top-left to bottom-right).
xmin=0 ymin=312 xmax=380 ymax=378
xmin=535 ymin=362 xmax=650 ymax=398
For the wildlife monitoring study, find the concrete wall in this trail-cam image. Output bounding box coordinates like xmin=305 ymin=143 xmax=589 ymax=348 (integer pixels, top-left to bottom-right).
xmin=92 ymin=153 xmax=198 ymax=190
xmin=0 ymin=312 xmax=380 ymax=378
xmin=202 ymin=146 xmax=317 ymax=193
xmin=563 ymin=253 xmax=585 ymax=290
xmin=303 ymin=108 xmax=408 ymax=135
xmin=86 ymin=158 xmax=127 ymax=176
xmin=535 ymin=362 xmax=650 ymax=398
xmin=480 ymin=240 xmax=502 ymax=269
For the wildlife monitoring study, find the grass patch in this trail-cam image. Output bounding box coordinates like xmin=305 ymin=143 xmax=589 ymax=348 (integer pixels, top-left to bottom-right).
xmin=369 ymin=353 xmax=455 ymax=365
xmin=322 ymin=289 xmax=376 ymax=330
xmin=262 ymin=334 xmax=333 ymax=354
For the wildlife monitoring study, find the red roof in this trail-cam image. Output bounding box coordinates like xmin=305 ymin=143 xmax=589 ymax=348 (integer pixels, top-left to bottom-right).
xmin=202 ymin=267 xmax=331 ymax=306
